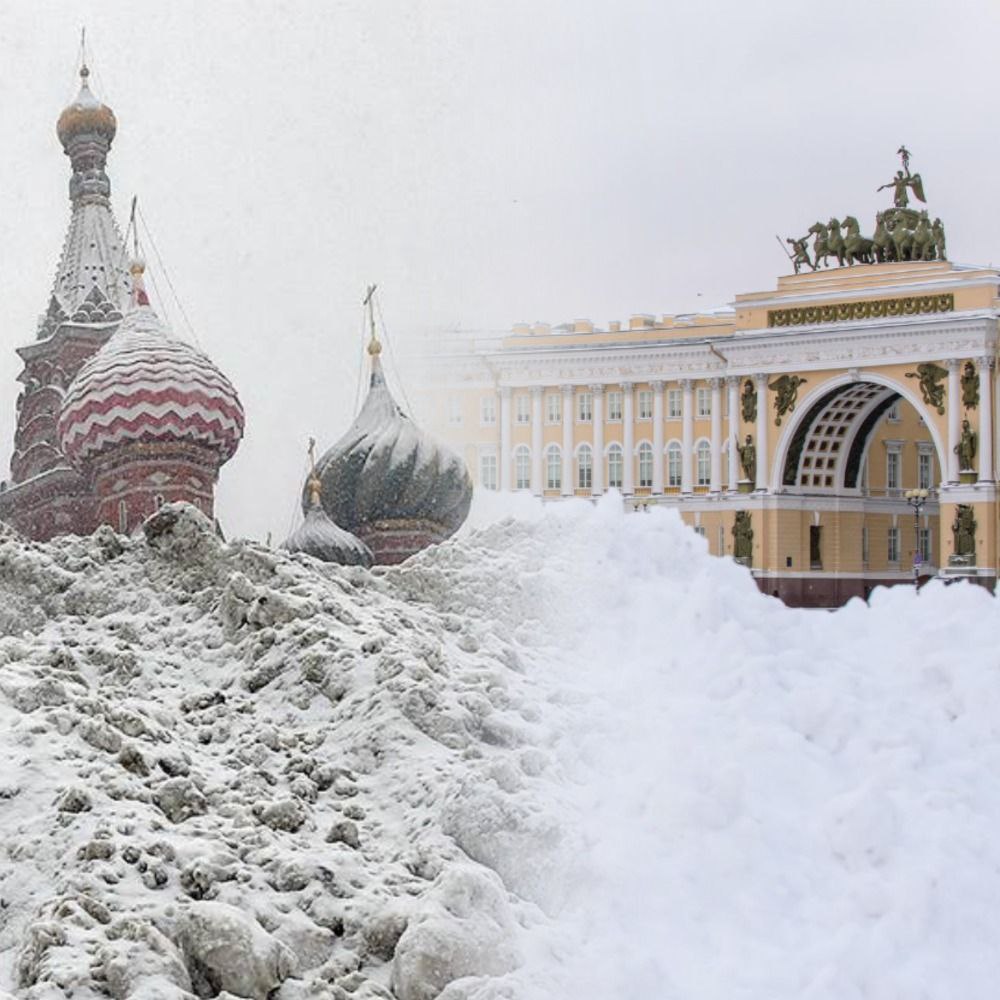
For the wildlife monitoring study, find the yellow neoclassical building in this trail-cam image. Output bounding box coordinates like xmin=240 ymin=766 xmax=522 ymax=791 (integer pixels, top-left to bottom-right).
xmin=410 ymin=258 xmax=999 ymax=606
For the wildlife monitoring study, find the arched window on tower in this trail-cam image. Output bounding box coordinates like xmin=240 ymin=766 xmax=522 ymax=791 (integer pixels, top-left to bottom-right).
xmin=514 ymin=446 xmax=531 ymax=490
xmin=154 ymin=494 xmax=165 ymax=510
xmin=607 ymin=443 xmax=623 ymax=489
xmin=577 ymin=444 xmax=593 ymax=490
xmin=667 ymin=441 xmax=682 ymax=487
xmin=118 ymin=500 xmax=128 ymax=534
xmin=638 ymin=442 xmax=653 ymax=488
xmin=545 ymin=444 xmax=562 ymax=490
xmin=696 ymin=440 xmax=711 ymax=486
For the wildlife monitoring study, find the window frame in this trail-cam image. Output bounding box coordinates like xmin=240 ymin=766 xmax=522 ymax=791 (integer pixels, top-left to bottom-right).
xmin=545 ymin=445 xmax=562 ymax=490
xmin=608 ymin=444 xmax=624 ymax=488
xmin=514 ymin=445 xmax=531 ymax=490
xmin=638 ymin=442 xmax=654 ymax=488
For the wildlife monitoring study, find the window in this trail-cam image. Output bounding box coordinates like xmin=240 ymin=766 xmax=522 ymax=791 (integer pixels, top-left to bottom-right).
xmin=607 ymin=391 xmax=623 ymax=422
xmin=514 ymin=446 xmax=531 ymax=490
xmin=447 ymin=396 xmax=463 ymax=425
xmin=694 ymin=525 xmax=706 ymax=538
xmin=480 ymin=395 xmax=497 ymax=426
xmin=638 ymin=390 xmax=653 ymax=420
xmin=887 ymin=400 xmax=901 ymax=422
xmin=577 ymin=444 xmax=593 ymax=489
xmin=480 ymin=453 xmax=498 ymax=490
xmin=666 ymin=388 xmax=682 ymax=419
xmin=810 ymin=525 xmax=822 ymax=570
xmin=888 ymin=526 xmax=900 ymax=563
xmin=608 ymin=445 xmax=623 ymax=488
xmin=577 ymin=392 xmax=593 ymax=423
xmin=696 ymin=441 xmax=711 ymax=486
xmin=667 ymin=442 xmax=682 ymax=487
xmin=862 ymin=526 xmax=869 ymax=565
xmin=545 ymin=445 xmax=562 ymax=490
xmin=918 ymin=451 xmax=933 ymax=490
xmin=638 ymin=442 xmax=653 ymax=488
xmin=886 ymin=449 xmax=900 ymax=491
xmin=919 ymin=527 xmax=931 ymax=563
xmin=118 ymin=500 xmax=128 ymax=534
xmin=515 ymin=395 xmax=530 ymax=425
xmin=154 ymin=494 xmax=165 ymax=510
xmin=546 ymin=393 xmax=561 ymax=424
xmin=696 ymin=387 xmax=711 ymax=418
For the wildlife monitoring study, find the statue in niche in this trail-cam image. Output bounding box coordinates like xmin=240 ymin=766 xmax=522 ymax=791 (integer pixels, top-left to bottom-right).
xmin=952 ymin=504 xmax=976 ymax=559
xmin=737 ymin=434 xmax=756 ymax=484
xmin=741 ymin=378 xmax=757 ymax=423
xmin=961 ymin=360 xmax=979 ymax=410
xmin=955 ymin=418 xmax=977 ymax=471
xmin=769 ymin=374 xmax=807 ymax=425
xmin=732 ymin=511 xmax=753 ymax=562
xmin=905 ymin=362 xmax=948 ymax=415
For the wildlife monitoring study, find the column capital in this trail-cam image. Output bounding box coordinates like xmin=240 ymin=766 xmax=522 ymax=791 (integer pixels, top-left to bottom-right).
xmin=709 ymin=377 xmax=722 ymax=389
xmin=945 ymin=358 xmax=961 ymax=371
xmin=531 ymin=385 xmax=544 ymax=398
xmin=621 ymin=380 xmax=634 ymax=391
xmin=499 ymin=385 xmax=512 ymax=399
xmin=560 ymin=383 xmax=574 ymax=396
xmin=679 ymin=378 xmax=692 ymax=391
xmin=589 ymin=383 xmax=605 ymax=395
xmin=977 ymin=356 xmax=995 ymax=369
xmin=754 ymin=372 xmax=769 ymax=386
xmin=650 ymin=379 xmax=665 ymax=392
xmin=725 ymin=375 xmax=741 ymax=387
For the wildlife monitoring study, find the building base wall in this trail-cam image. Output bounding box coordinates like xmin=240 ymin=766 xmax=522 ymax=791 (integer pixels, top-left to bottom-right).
xmin=756 ymin=571 xmax=997 ymax=608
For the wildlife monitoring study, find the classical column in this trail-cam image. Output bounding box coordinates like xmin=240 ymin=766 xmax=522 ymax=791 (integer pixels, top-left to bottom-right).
xmin=755 ymin=373 xmax=768 ymax=491
xmin=591 ymin=384 xmax=604 ymax=495
xmin=680 ymin=379 xmax=693 ymax=494
xmin=979 ymin=358 xmax=994 ymax=482
xmin=531 ymin=387 xmax=543 ymax=495
xmin=652 ymin=380 xmax=665 ymax=494
xmin=622 ymin=382 xmax=635 ymax=494
xmin=561 ymin=384 xmax=573 ymax=496
xmin=710 ymin=377 xmax=722 ymax=494
xmin=947 ymin=359 xmax=960 ymax=483
xmin=726 ymin=376 xmax=740 ymax=490
xmin=499 ymin=386 xmax=512 ymax=491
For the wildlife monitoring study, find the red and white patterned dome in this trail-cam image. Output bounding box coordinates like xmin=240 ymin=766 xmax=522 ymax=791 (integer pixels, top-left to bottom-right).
xmin=58 ymin=303 xmax=244 ymax=467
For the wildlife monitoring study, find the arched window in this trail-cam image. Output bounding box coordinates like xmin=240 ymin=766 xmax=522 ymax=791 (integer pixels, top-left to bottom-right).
xmin=545 ymin=445 xmax=562 ymax=490
xmin=577 ymin=444 xmax=593 ymax=490
xmin=514 ymin=445 xmax=531 ymax=490
xmin=667 ymin=441 xmax=682 ymax=487
xmin=607 ymin=444 xmax=623 ymax=489
xmin=638 ymin=442 xmax=653 ymax=488
xmin=696 ymin=440 xmax=711 ymax=486
xmin=118 ymin=500 xmax=128 ymax=534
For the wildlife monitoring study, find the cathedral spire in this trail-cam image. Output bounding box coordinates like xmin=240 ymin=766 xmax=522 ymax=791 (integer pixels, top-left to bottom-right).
xmin=57 ymin=62 xmax=117 ymax=204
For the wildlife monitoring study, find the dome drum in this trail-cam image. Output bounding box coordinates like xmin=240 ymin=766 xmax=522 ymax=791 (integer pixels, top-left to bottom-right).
xmin=354 ymin=517 xmax=456 ymax=565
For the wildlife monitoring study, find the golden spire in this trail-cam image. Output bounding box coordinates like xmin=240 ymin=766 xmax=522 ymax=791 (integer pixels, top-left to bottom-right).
xmin=363 ymin=284 xmax=382 ymax=357
xmin=307 ymin=437 xmax=322 ymax=507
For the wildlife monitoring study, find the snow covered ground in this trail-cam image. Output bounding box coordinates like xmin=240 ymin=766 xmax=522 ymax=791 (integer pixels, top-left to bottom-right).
xmin=1 ymin=496 xmax=1000 ymax=998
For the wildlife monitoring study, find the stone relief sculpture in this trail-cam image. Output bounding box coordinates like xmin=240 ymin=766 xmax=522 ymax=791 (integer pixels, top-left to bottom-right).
xmin=769 ymin=374 xmax=807 ymax=425
xmin=961 ymin=360 xmax=979 ymax=410
xmin=741 ymin=378 xmax=757 ymax=423
xmin=905 ymin=362 xmax=948 ymax=415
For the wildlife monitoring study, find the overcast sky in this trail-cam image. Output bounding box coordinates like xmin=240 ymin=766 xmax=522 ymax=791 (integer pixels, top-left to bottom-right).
xmin=0 ymin=0 xmax=998 ymax=541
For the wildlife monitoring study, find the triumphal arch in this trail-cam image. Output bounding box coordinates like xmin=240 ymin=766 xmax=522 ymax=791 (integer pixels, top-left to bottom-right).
xmin=416 ymin=151 xmax=998 ymax=606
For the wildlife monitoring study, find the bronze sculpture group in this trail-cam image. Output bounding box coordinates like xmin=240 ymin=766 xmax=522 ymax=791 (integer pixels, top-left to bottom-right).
xmin=784 ymin=148 xmax=947 ymax=272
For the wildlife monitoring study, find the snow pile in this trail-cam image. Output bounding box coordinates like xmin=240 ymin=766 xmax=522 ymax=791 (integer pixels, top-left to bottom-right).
xmin=0 ymin=503 xmax=566 ymax=1000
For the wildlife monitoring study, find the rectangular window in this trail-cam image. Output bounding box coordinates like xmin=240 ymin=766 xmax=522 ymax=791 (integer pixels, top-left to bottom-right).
xmin=886 ymin=450 xmax=900 ymax=491
xmin=696 ymin=387 xmax=711 ymax=418
xmin=887 ymin=401 xmax=901 ymax=422
xmin=480 ymin=453 xmax=498 ymax=490
xmin=607 ymin=391 xmax=623 ymax=422
xmin=515 ymin=394 xmax=531 ymax=425
xmin=694 ymin=525 xmax=706 ymax=538
xmin=546 ymin=393 xmax=561 ymax=424
xmin=888 ymin=526 xmax=900 ymax=563
xmin=918 ymin=451 xmax=932 ymax=490
xmin=638 ymin=390 xmax=653 ymax=420
xmin=577 ymin=392 xmax=593 ymax=423
xmin=666 ymin=389 xmax=682 ymax=419
xmin=480 ymin=395 xmax=496 ymax=426
xmin=919 ymin=527 xmax=931 ymax=563
xmin=447 ymin=396 xmax=463 ymax=425
xmin=862 ymin=525 xmax=869 ymax=566
xmin=810 ymin=525 xmax=822 ymax=570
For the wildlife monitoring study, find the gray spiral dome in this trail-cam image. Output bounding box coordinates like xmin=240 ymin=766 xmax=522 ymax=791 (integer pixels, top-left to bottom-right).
xmin=282 ymin=502 xmax=373 ymax=567
xmin=310 ymin=362 xmax=472 ymax=542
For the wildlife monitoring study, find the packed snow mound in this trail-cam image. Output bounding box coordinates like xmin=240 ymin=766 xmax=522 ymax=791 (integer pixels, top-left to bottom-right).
xmin=0 ymin=503 xmax=566 ymax=999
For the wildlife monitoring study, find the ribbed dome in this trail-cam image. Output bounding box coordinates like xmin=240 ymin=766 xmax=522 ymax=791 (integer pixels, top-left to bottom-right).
xmin=283 ymin=503 xmax=373 ymax=567
xmin=57 ymin=67 xmax=117 ymax=148
xmin=312 ymin=360 xmax=472 ymax=541
xmin=58 ymin=304 xmax=244 ymax=466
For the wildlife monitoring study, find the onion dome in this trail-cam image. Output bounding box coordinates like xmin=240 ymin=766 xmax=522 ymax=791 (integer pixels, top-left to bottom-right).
xmin=57 ymin=65 xmax=117 ymax=148
xmin=312 ymin=336 xmax=472 ymax=551
xmin=57 ymin=261 xmax=244 ymax=466
xmin=283 ymin=459 xmax=373 ymax=567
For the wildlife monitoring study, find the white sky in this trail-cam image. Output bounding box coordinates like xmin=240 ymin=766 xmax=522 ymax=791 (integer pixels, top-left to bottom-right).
xmin=0 ymin=0 xmax=998 ymax=541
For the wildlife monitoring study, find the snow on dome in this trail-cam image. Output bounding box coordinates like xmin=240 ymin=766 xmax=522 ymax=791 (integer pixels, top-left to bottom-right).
xmin=56 ymin=65 xmax=117 ymax=148
xmin=313 ymin=360 xmax=472 ymax=548
xmin=282 ymin=502 xmax=374 ymax=567
xmin=57 ymin=303 xmax=244 ymax=466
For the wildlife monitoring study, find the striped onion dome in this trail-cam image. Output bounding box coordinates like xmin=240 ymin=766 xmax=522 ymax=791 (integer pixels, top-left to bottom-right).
xmin=58 ymin=293 xmax=244 ymax=467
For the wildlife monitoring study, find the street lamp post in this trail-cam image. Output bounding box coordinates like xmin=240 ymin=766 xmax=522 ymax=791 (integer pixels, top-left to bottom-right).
xmin=904 ymin=488 xmax=929 ymax=592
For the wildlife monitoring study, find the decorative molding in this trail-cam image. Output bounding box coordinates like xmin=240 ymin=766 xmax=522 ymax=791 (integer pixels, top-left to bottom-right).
xmin=767 ymin=293 xmax=955 ymax=328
